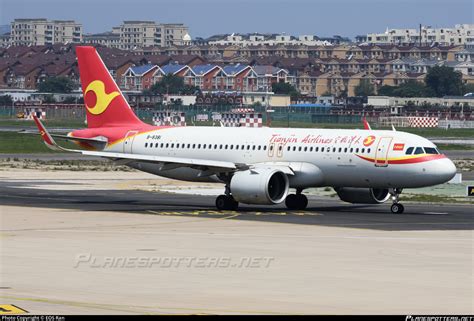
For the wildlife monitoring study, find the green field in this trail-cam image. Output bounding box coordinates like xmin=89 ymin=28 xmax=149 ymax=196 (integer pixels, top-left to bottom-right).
xmin=0 ymin=131 xmax=78 ymax=153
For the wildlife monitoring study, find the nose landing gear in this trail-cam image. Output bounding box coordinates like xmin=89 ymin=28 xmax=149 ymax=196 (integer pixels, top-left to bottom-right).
xmin=389 ymin=188 xmax=404 ymax=214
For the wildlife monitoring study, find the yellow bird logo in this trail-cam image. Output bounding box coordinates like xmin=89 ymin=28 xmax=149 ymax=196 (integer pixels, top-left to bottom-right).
xmin=85 ymin=80 xmax=120 ymax=115
xmin=363 ymin=135 xmax=376 ymax=147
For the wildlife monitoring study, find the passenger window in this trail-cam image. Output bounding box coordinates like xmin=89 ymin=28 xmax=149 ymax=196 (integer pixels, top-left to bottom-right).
xmin=333 ymin=147 xmax=336 ymax=153
xmin=155 ymin=143 xmax=159 ymax=148
xmin=263 ymin=146 xmax=267 ymax=151
xmin=230 ymin=145 xmax=233 ymax=150
xmin=355 ymin=148 xmax=359 ymax=153
xmin=253 ymin=145 xmax=257 ymax=150
xmin=338 ymin=147 xmax=342 ymax=153
xmin=214 ymin=144 xmax=218 ymax=149
xmin=224 ymin=144 xmax=228 ymax=149
xmin=197 ymin=144 xmax=201 ymax=149
xmin=219 ymin=144 xmax=223 ymax=149
xmin=293 ymin=146 xmax=296 ymax=151
xmin=161 ymin=143 xmax=164 ymax=148
xmin=235 ymin=145 xmax=239 ymax=150
xmin=247 ymin=145 xmax=250 ymax=150
xmin=258 ymin=146 xmax=261 ymax=150
xmin=287 ymin=146 xmax=291 ymax=151
xmin=203 ymin=144 xmax=206 ymax=149
xmin=367 ymin=148 xmax=371 ymax=153
xmin=414 ymin=147 xmax=424 ymax=155
xmin=315 ymin=147 xmax=319 ymax=152
xmin=171 ymin=143 xmax=174 ymax=148
xmin=145 ymin=143 xmax=148 ymax=148
xmin=298 ymin=146 xmax=302 ymax=152
xmin=310 ymin=147 xmax=313 ymax=152
xmin=350 ymin=148 xmax=353 ymax=153
xmin=304 ymin=147 xmax=307 ymax=152
xmin=344 ymin=147 xmax=347 ymax=153
xmin=192 ymin=144 xmax=195 ymax=149
xmin=361 ymin=148 xmax=365 ymax=153
xmin=166 ymin=143 xmax=169 ymax=148
xmin=321 ymin=147 xmax=324 ymax=152
xmin=405 ymin=147 xmax=414 ymax=155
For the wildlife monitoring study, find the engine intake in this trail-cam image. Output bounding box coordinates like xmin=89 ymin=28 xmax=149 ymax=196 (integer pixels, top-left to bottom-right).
xmin=231 ymin=168 xmax=289 ymax=205
xmin=335 ymin=187 xmax=390 ymax=204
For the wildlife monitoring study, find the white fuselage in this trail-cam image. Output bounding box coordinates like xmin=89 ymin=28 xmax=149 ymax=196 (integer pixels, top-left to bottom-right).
xmin=105 ymin=127 xmax=456 ymax=189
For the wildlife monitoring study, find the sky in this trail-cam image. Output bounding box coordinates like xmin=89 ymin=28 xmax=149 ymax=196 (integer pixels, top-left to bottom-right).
xmin=0 ymin=0 xmax=472 ymax=38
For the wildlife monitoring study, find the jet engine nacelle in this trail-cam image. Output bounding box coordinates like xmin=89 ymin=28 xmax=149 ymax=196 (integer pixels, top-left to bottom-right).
xmin=231 ymin=168 xmax=289 ymax=205
xmin=335 ymin=187 xmax=390 ymax=204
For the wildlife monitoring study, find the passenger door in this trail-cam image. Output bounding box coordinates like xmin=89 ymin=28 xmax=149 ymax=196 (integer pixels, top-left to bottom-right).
xmin=375 ymin=137 xmax=392 ymax=167
xmin=123 ymin=130 xmax=138 ymax=154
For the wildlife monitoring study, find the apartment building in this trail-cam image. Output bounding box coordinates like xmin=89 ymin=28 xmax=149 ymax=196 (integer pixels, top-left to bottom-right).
xmin=9 ymin=18 xmax=82 ymax=46
xmin=162 ymin=24 xmax=190 ymax=47
xmin=83 ymin=28 xmax=121 ymax=48
xmin=207 ymin=33 xmax=349 ymax=47
xmin=117 ymin=21 xmax=190 ymax=49
xmin=359 ymin=24 xmax=474 ymax=46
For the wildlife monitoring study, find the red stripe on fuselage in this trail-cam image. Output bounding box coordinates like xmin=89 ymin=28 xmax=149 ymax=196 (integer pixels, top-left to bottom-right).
xmin=357 ymin=154 xmax=446 ymax=164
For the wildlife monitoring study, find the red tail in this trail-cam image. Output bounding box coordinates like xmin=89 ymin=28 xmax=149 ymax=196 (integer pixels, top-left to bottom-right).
xmin=76 ymin=46 xmax=144 ymax=128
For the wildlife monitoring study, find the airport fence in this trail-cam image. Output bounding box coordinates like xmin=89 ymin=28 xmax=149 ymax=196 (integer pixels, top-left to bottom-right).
xmin=0 ymin=104 xmax=364 ymax=126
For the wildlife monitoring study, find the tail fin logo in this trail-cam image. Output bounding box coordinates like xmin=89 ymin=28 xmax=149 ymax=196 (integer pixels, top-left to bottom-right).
xmin=84 ymin=80 xmax=120 ymax=115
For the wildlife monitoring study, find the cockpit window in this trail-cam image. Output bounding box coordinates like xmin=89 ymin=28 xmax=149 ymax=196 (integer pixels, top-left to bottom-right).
xmin=414 ymin=147 xmax=424 ymax=155
xmin=405 ymin=147 xmax=414 ymax=155
xmin=424 ymin=147 xmax=439 ymax=155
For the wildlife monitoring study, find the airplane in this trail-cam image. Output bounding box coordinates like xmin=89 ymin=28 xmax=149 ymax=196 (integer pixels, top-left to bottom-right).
xmin=32 ymin=46 xmax=457 ymax=214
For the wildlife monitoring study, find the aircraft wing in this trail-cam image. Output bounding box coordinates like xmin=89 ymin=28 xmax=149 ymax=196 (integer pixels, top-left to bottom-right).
xmin=33 ymin=115 xmax=239 ymax=173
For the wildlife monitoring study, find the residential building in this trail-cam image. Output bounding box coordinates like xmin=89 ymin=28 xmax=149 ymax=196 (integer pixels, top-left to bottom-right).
xmin=0 ymin=33 xmax=10 ymax=47
xmin=361 ymin=24 xmax=474 ymax=46
xmin=207 ymin=33 xmax=348 ymax=47
xmin=83 ymin=28 xmax=121 ymax=48
xmin=119 ymin=21 xmax=158 ymax=50
xmin=162 ymin=24 xmax=189 ymax=47
xmin=10 ymin=18 xmax=82 ymax=46
xmin=117 ymin=21 xmax=190 ymax=49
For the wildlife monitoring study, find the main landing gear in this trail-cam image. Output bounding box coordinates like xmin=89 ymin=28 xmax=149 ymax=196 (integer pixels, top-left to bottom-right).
xmin=389 ymin=188 xmax=404 ymax=214
xmin=285 ymin=188 xmax=308 ymax=210
xmin=216 ymin=184 xmax=239 ymax=211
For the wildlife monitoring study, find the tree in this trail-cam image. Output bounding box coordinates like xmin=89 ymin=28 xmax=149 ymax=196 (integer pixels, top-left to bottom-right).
xmin=0 ymin=95 xmax=13 ymax=105
xmin=272 ymin=82 xmax=299 ymax=99
xmin=377 ymin=85 xmax=395 ymax=96
xmin=377 ymin=81 xmax=433 ymax=97
xmin=146 ymin=74 xmax=199 ymax=95
xmin=38 ymin=76 xmax=78 ymax=93
xmin=392 ymin=80 xmax=432 ymax=97
xmin=354 ymin=79 xmax=375 ymax=97
xmin=425 ymin=66 xmax=463 ymax=97
xmin=462 ymin=83 xmax=474 ymax=95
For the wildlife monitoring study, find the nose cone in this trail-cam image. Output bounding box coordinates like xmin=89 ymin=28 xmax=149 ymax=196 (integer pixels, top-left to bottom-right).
xmin=436 ymin=157 xmax=457 ymax=184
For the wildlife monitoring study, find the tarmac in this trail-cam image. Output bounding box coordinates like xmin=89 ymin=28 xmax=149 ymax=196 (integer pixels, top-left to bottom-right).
xmin=0 ymin=169 xmax=473 ymax=314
